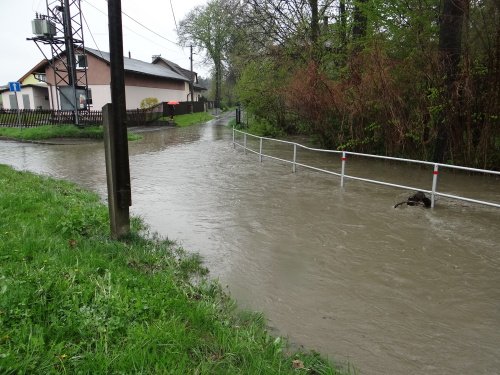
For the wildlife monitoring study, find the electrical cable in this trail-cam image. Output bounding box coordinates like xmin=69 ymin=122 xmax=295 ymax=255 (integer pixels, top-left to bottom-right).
xmin=83 ymin=0 xmax=181 ymax=55
xmin=82 ymin=11 xmax=104 ymax=58
xmin=82 ymin=0 xmax=205 ymax=74
xmin=100 ymin=0 xmax=180 ymax=46
xmin=169 ymin=0 xmax=179 ymax=34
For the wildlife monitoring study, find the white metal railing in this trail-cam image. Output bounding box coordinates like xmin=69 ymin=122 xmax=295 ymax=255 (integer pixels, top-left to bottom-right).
xmin=232 ymin=128 xmax=500 ymax=209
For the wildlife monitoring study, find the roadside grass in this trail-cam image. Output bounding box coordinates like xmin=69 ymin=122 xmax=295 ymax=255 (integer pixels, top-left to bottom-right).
xmin=160 ymin=112 xmax=214 ymax=127
xmin=0 ymin=125 xmax=141 ymax=141
xmin=0 ymin=165 xmax=349 ymax=374
xmin=229 ymin=116 xmax=284 ymax=138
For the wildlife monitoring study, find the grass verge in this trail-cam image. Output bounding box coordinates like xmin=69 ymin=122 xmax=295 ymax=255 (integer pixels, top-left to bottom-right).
xmin=229 ymin=116 xmax=284 ymax=138
xmin=0 ymin=165 xmax=349 ymax=374
xmin=0 ymin=125 xmax=141 ymax=142
xmin=160 ymin=112 xmax=214 ymax=127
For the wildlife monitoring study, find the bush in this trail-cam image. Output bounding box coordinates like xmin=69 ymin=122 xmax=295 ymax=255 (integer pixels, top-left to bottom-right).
xmin=140 ymin=97 xmax=159 ymax=109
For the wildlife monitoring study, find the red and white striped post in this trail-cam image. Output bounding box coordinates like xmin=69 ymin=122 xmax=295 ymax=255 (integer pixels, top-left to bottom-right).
xmin=341 ymin=152 xmax=347 ymax=187
xmin=431 ymin=164 xmax=439 ymax=208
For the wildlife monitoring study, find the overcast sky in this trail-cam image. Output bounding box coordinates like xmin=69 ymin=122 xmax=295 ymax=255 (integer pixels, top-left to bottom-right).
xmin=0 ymin=0 xmax=210 ymax=86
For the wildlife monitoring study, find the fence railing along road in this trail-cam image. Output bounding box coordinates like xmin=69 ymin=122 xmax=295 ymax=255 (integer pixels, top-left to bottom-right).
xmin=232 ymin=128 xmax=500 ymax=209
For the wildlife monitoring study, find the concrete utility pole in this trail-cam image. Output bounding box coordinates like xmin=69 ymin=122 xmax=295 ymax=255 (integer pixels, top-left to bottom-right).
xmin=103 ymin=0 xmax=131 ymax=239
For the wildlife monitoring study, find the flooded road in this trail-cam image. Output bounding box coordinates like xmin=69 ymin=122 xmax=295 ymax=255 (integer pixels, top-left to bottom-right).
xmin=1 ymin=116 xmax=499 ymax=375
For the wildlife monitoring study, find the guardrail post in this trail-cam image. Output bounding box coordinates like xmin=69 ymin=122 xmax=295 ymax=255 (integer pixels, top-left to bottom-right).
xmin=244 ymin=133 xmax=247 ymax=155
xmin=232 ymin=127 xmax=235 ymax=149
xmin=259 ymin=137 xmax=263 ymax=163
xmin=341 ymin=152 xmax=346 ymax=187
xmin=292 ymin=144 xmax=297 ymax=173
xmin=431 ymin=164 xmax=439 ymax=208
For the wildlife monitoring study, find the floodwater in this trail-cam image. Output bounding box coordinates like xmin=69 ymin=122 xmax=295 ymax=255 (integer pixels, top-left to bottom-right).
xmin=1 ymin=115 xmax=499 ymax=375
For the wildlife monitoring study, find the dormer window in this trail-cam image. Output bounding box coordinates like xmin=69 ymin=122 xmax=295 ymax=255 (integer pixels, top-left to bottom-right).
xmin=33 ymin=73 xmax=46 ymax=82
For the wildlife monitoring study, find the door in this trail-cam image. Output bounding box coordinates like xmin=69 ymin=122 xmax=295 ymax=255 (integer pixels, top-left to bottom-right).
xmin=9 ymin=94 xmax=18 ymax=109
xmin=22 ymin=94 xmax=31 ymax=109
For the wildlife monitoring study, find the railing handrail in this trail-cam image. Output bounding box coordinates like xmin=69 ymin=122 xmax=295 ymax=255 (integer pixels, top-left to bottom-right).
xmin=232 ymin=128 xmax=500 ymax=209
xmin=233 ymin=128 xmax=500 ymax=176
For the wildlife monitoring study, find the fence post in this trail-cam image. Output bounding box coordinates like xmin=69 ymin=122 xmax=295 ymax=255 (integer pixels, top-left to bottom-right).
xmin=292 ymin=143 xmax=297 ymax=173
xmin=244 ymin=133 xmax=247 ymax=155
xmin=259 ymin=137 xmax=263 ymax=163
xmin=431 ymin=164 xmax=439 ymax=208
xmin=341 ymin=152 xmax=347 ymax=187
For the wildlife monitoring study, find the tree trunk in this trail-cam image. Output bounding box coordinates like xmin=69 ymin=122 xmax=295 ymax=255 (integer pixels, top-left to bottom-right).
xmin=310 ymin=0 xmax=319 ymax=43
xmin=352 ymin=0 xmax=368 ymax=43
xmin=433 ymin=0 xmax=467 ymax=163
xmin=339 ymin=0 xmax=347 ymax=52
xmin=215 ymin=61 xmax=221 ymax=108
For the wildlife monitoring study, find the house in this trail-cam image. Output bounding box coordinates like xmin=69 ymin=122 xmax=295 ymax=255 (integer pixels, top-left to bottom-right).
xmin=0 ymin=60 xmax=50 ymax=110
xmin=2 ymin=48 xmax=206 ymax=111
xmin=152 ymin=56 xmax=207 ymax=102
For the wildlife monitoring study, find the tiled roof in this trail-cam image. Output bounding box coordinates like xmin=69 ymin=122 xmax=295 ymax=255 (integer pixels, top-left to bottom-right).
xmin=85 ymin=47 xmax=189 ymax=82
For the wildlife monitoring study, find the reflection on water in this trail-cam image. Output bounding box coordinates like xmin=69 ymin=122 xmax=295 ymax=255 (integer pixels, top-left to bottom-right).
xmin=1 ymin=117 xmax=499 ymax=375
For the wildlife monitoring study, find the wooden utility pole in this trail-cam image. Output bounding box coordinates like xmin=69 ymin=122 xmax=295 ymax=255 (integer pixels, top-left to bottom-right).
xmin=190 ymin=45 xmax=194 ymax=113
xmin=103 ymin=0 xmax=131 ymax=239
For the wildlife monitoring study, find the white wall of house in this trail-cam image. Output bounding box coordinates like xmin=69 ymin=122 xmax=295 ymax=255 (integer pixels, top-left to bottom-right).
xmin=32 ymin=86 xmax=50 ymax=109
xmin=84 ymin=85 xmax=188 ymax=110
xmin=87 ymin=85 xmax=111 ymax=111
xmin=45 ymin=83 xmax=189 ymax=110
xmin=125 ymin=86 xmax=188 ymax=109
xmin=0 ymin=86 xmax=49 ymax=110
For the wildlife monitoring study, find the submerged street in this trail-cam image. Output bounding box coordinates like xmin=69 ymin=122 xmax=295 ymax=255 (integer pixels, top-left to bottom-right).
xmin=1 ymin=116 xmax=499 ymax=375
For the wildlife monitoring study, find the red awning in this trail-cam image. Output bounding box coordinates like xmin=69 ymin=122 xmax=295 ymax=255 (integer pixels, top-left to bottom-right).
xmin=167 ymin=101 xmax=179 ymax=105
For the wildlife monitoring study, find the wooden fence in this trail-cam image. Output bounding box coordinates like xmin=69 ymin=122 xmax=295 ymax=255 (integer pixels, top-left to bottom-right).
xmin=0 ymin=102 xmax=165 ymax=128
xmin=162 ymin=101 xmax=208 ymax=117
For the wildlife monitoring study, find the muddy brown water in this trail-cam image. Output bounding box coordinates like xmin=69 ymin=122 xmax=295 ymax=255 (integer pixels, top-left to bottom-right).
xmin=1 ymin=116 xmax=499 ymax=375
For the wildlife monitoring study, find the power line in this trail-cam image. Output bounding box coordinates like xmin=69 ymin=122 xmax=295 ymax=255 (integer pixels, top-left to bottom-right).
xmin=169 ymin=0 xmax=179 ymax=34
xmin=83 ymin=0 xmax=181 ymax=55
xmin=101 ymin=0 xmax=180 ymax=46
xmin=81 ymin=0 xmax=203 ymax=73
xmin=82 ymin=10 xmax=104 ymax=58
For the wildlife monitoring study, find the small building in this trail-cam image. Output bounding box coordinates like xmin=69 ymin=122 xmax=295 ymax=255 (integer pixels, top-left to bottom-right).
xmin=1 ymin=48 xmax=206 ymax=111
xmin=152 ymin=56 xmax=207 ymax=102
xmin=0 ymin=60 xmax=50 ymax=110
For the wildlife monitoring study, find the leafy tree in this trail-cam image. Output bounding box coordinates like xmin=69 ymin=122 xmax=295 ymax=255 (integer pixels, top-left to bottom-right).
xmin=178 ymin=0 xmax=240 ymax=108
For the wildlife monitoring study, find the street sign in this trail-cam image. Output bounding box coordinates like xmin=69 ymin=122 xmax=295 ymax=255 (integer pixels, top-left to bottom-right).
xmin=8 ymin=82 xmax=21 ymax=92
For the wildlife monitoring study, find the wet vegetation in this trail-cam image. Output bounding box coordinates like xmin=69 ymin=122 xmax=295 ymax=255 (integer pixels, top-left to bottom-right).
xmin=0 ymin=164 xmax=348 ymax=374
xmin=0 ymin=125 xmax=141 ymax=141
xmin=179 ymin=0 xmax=499 ymax=170
xmin=160 ymin=112 xmax=214 ymax=127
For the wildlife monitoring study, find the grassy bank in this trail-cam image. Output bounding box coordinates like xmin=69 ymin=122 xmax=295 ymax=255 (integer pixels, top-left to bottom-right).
xmin=0 ymin=125 xmax=141 ymax=141
xmin=0 ymin=165 xmax=347 ymax=374
xmin=160 ymin=112 xmax=214 ymax=127
xmin=229 ymin=116 xmax=285 ymax=138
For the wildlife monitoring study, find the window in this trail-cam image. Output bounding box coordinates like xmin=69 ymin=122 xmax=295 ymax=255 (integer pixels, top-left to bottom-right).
xmin=75 ymin=54 xmax=87 ymax=69
xmin=86 ymin=88 xmax=92 ymax=105
xmin=34 ymin=73 xmax=46 ymax=82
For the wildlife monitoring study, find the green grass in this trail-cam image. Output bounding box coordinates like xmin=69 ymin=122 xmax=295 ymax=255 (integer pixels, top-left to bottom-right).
xmin=0 ymin=165 xmax=349 ymax=374
xmin=160 ymin=112 xmax=214 ymax=127
xmin=230 ymin=116 xmax=285 ymax=138
xmin=0 ymin=125 xmax=141 ymax=141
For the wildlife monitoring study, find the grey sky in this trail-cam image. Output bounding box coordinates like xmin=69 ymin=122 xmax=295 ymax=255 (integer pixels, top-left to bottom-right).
xmin=0 ymin=0 xmax=209 ymax=85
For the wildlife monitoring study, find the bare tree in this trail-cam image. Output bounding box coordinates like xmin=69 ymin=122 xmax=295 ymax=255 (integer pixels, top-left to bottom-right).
xmin=178 ymin=0 xmax=240 ymax=108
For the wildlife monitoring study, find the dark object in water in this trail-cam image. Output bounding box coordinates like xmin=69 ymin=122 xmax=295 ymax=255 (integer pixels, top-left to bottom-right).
xmin=394 ymin=191 xmax=432 ymax=208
